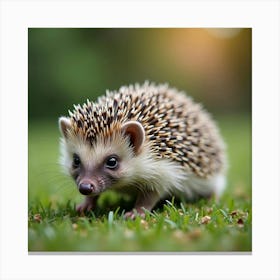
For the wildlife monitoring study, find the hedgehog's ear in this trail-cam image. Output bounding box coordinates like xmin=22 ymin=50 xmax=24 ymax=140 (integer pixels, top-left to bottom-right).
xmin=121 ymin=121 xmax=145 ymax=155
xmin=59 ymin=117 xmax=71 ymax=139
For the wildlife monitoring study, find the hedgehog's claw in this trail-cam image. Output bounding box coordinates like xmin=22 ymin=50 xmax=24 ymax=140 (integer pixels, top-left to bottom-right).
xmin=124 ymin=209 xmax=146 ymax=220
xmin=76 ymin=196 xmax=98 ymax=214
xmin=124 ymin=191 xmax=159 ymax=220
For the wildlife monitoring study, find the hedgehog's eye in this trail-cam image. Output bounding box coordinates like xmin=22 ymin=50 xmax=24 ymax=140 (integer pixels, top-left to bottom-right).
xmin=72 ymin=153 xmax=81 ymax=169
xmin=105 ymin=155 xmax=119 ymax=170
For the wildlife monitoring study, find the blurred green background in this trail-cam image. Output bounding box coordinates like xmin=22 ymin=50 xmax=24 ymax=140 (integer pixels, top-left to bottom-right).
xmin=28 ymin=28 xmax=251 ymax=121
xmin=28 ymin=28 xmax=251 ymax=251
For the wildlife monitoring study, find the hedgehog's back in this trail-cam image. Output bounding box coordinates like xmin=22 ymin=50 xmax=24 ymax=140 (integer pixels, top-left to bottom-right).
xmin=70 ymin=82 xmax=226 ymax=178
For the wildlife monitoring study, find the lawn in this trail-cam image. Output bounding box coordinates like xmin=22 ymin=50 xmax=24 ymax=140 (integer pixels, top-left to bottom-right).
xmin=28 ymin=114 xmax=251 ymax=252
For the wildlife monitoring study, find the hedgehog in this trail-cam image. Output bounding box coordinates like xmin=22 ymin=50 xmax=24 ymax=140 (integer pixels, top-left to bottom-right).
xmin=58 ymin=82 xmax=227 ymax=218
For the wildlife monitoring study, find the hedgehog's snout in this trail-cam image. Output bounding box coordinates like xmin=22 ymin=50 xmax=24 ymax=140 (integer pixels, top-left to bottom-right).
xmin=78 ymin=182 xmax=95 ymax=195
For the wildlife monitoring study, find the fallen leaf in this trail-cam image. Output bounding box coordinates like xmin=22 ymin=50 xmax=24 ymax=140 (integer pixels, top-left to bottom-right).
xmin=201 ymin=215 xmax=211 ymax=224
xmin=230 ymin=210 xmax=238 ymax=216
xmin=33 ymin=213 xmax=42 ymax=223
xmin=178 ymin=209 xmax=184 ymax=216
xmin=237 ymin=218 xmax=244 ymax=227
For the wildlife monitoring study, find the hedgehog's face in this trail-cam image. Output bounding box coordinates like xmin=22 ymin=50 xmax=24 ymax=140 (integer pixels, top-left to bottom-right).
xmin=58 ymin=117 xmax=145 ymax=196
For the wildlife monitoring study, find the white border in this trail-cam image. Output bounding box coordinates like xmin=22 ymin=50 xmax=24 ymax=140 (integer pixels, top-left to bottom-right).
xmin=0 ymin=0 xmax=279 ymax=280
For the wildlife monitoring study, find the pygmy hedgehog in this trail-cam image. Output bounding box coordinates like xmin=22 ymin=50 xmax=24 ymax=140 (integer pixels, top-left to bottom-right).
xmin=59 ymin=82 xmax=227 ymax=218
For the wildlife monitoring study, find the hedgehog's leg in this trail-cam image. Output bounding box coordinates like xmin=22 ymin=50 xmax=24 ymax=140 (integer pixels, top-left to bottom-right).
xmin=76 ymin=196 xmax=99 ymax=214
xmin=124 ymin=190 xmax=160 ymax=219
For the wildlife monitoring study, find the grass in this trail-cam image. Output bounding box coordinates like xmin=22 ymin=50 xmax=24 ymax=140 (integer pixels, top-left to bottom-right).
xmin=28 ymin=114 xmax=251 ymax=252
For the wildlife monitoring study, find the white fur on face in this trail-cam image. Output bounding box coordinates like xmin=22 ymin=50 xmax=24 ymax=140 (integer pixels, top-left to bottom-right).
xmin=59 ymin=132 xmax=133 ymax=174
xmin=59 ymin=131 xmax=226 ymax=199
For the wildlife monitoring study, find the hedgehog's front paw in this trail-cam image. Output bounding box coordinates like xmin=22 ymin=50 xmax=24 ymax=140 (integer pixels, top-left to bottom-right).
xmin=76 ymin=196 xmax=98 ymax=214
xmin=76 ymin=202 xmax=93 ymax=213
xmin=124 ymin=209 xmax=145 ymax=220
xmin=124 ymin=191 xmax=159 ymax=219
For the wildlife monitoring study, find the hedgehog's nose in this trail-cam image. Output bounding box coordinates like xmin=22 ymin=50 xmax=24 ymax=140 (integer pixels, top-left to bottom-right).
xmin=79 ymin=183 xmax=94 ymax=195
